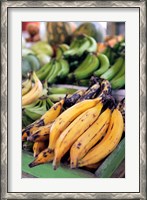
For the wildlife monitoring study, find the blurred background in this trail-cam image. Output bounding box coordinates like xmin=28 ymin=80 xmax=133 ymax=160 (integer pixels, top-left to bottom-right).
xmin=22 ymin=21 xmax=125 ymax=43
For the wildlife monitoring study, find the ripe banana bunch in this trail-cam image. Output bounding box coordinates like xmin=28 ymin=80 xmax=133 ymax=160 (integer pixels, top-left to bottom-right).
xmin=28 ymin=96 xmax=124 ymax=170
xmin=64 ymin=35 xmax=97 ymax=58
xmin=22 ymin=72 xmax=43 ymax=106
xmin=52 ymin=102 xmax=104 ymax=169
xmin=22 ymin=99 xmax=64 ymax=141
xmin=25 ymin=78 xmax=124 ymax=170
xmin=28 ymin=97 xmax=103 ymax=168
xmin=77 ymin=108 xmax=124 ymax=167
xmin=22 ymin=78 xmax=32 ymax=96
xmin=70 ymin=106 xmax=112 ymax=168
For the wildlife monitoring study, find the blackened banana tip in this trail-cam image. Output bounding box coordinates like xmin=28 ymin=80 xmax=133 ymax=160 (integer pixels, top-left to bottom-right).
xmin=28 ymin=162 xmax=35 ymax=168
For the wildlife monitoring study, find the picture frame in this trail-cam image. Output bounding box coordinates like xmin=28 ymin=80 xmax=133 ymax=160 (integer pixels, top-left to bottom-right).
xmin=0 ymin=0 xmax=146 ymax=199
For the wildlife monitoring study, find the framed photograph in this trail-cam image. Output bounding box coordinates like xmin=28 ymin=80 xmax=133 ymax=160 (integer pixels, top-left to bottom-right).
xmin=1 ymin=0 xmax=146 ymax=199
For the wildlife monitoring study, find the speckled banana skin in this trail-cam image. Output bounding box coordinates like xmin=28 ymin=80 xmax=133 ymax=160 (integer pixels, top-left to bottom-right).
xmin=117 ymin=98 xmax=125 ymax=131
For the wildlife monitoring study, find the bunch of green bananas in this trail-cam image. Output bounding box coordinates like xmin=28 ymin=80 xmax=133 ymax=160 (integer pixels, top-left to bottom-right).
xmin=36 ymin=58 xmax=70 ymax=84
xmin=66 ymin=51 xmax=125 ymax=90
xmin=22 ymin=97 xmax=54 ymax=127
xmin=104 ymin=39 xmax=125 ymax=65
xmin=100 ymin=56 xmax=125 ymax=90
xmin=63 ymin=35 xmax=97 ymax=58
xmin=67 ymin=53 xmax=99 ymax=83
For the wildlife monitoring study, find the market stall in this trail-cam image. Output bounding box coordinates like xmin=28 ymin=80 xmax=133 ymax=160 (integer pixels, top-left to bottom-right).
xmin=22 ymin=21 xmax=125 ymax=178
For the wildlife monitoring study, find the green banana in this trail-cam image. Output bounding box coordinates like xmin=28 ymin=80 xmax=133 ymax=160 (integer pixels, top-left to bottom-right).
xmin=36 ymin=62 xmax=52 ymax=81
xmin=76 ymin=38 xmax=91 ymax=57
xmin=22 ymin=99 xmax=40 ymax=109
xmin=87 ymin=36 xmax=97 ymax=53
xmin=100 ymin=57 xmax=124 ymax=81
xmin=64 ymin=35 xmax=91 ymax=57
xmin=56 ymin=44 xmax=69 ymax=60
xmin=46 ymin=97 xmax=54 ymax=108
xmin=36 ymin=62 xmax=49 ymax=75
xmin=24 ymin=99 xmax=47 ymax=121
xmin=22 ymin=114 xmax=33 ymax=128
xmin=74 ymin=54 xmax=99 ymax=80
xmin=111 ymin=61 xmax=125 ymax=81
xmin=74 ymin=53 xmax=94 ymax=73
xmin=48 ymin=86 xmax=77 ymax=95
xmin=48 ymin=94 xmax=66 ymax=102
xmin=57 ymin=59 xmax=70 ymax=79
xmin=64 ymin=39 xmax=81 ymax=57
xmin=110 ymin=74 xmax=125 ymax=89
xmin=48 ymin=61 xmax=61 ymax=84
xmin=94 ymin=53 xmax=110 ymax=77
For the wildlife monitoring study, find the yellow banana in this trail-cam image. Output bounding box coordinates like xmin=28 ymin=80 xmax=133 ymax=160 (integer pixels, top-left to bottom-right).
xmin=78 ymin=108 xmax=124 ymax=167
xmin=27 ymin=124 xmax=52 ymax=142
xmin=53 ymin=102 xmax=103 ymax=169
xmin=70 ymin=107 xmax=111 ymax=168
xmin=29 ymin=148 xmax=54 ymax=167
xmin=22 ymin=72 xmax=43 ymax=106
xmin=33 ymin=141 xmax=48 ymax=157
xmin=22 ymin=78 xmax=32 ymax=96
xmin=22 ymin=99 xmax=64 ymax=141
xmin=48 ymin=97 xmax=102 ymax=151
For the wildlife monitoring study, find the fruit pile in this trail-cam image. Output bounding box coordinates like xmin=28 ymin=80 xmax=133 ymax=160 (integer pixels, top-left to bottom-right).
xmin=22 ymin=78 xmax=125 ymax=177
xmin=22 ymin=22 xmax=125 ymax=177
xmin=22 ymin=23 xmax=125 ymax=90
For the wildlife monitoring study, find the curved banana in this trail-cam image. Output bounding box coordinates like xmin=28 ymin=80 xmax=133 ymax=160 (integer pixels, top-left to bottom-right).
xmin=70 ymin=107 xmax=111 ymax=168
xmin=110 ymin=60 xmax=125 ymax=81
xmin=57 ymin=59 xmax=70 ymax=79
xmin=33 ymin=141 xmax=48 ymax=158
xmin=87 ymin=36 xmax=97 ymax=53
xmin=94 ymin=53 xmax=110 ymax=77
xmin=56 ymin=44 xmax=69 ymax=60
xmin=78 ymin=108 xmax=124 ymax=167
xmin=29 ymin=148 xmax=54 ymax=167
xmin=48 ymin=61 xmax=61 ymax=84
xmin=76 ymin=82 xmax=100 ymax=102
xmin=110 ymin=74 xmax=125 ymax=90
xmin=53 ymin=102 xmax=104 ymax=169
xmin=27 ymin=123 xmax=52 ymax=142
xmin=74 ymin=53 xmax=94 ymax=73
xmin=74 ymin=54 xmax=99 ymax=80
xmin=22 ymin=99 xmax=64 ymax=141
xmin=100 ymin=57 xmax=124 ymax=81
xmin=22 ymin=78 xmax=32 ymax=96
xmin=24 ymin=99 xmax=47 ymax=121
xmin=48 ymin=97 xmax=102 ymax=151
xmin=36 ymin=62 xmax=52 ymax=81
xmin=22 ymin=72 xmax=43 ymax=106
xmin=64 ymin=89 xmax=85 ymax=108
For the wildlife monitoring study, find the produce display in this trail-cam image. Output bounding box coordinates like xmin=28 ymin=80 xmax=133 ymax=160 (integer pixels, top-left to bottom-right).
xmin=22 ymin=22 xmax=125 ymax=178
